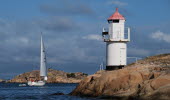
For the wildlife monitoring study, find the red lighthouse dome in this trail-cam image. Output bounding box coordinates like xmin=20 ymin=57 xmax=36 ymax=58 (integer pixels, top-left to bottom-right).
xmin=108 ymin=8 xmax=125 ymax=21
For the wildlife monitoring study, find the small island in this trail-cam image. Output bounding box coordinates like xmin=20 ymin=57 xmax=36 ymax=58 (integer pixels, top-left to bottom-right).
xmin=0 ymin=79 xmax=5 ymax=82
xmin=8 ymin=69 xmax=88 ymax=83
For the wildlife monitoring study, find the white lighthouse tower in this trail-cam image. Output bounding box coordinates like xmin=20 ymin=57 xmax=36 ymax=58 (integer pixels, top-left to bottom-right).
xmin=102 ymin=8 xmax=130 ymax=70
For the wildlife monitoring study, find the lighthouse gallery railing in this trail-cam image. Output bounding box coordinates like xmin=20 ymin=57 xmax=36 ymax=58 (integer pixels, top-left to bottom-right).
xmin=103 ymin=27 xmax=130 ymax=42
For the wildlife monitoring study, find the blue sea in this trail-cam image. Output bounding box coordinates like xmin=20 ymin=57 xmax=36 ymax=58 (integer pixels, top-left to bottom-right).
xmin=0 ymin=83 xmax=96 ymax=100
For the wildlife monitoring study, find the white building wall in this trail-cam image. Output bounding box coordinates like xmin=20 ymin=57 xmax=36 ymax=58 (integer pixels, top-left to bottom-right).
xmin=106 ymin=42 xmax=127 ymax=66
xmin=109 ymin=20 xmax=125 ymax=40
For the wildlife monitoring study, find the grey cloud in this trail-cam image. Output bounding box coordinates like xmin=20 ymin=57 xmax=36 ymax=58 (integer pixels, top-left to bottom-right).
xmin=127 ymin=25 xmax=170 ymax=58
xmin=36 ymin=17 xmax=79 ymax=32
xmin=1 ymin=1 xmax=170 ymax=79
xmin=46 ymin=35 xmax=104 ymax=63
xmin=150 ymin=30 xmax=170 ymax=43
xmin=40 ymin=3 xmax=95 ymax=16
xmin=82 ymin=34 xmax=102 ymax=41
xmin=0 ymin=17 xmax=104 ymax=79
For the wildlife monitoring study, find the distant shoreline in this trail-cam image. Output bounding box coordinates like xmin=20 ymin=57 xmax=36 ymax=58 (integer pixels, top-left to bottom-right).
xmin=7 ymin=69 xmax=88 ymax=83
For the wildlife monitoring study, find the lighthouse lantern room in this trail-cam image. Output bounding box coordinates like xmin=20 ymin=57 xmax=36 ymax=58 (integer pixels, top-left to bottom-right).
xmin=102 ymin=8 xmax=130 ymax=70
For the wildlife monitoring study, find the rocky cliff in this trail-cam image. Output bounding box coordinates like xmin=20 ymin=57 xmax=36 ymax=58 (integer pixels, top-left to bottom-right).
xmin=8 ymin=69 xmax=87 ymax=83
xmin=70 ymin=54 xmax=170 ymax=100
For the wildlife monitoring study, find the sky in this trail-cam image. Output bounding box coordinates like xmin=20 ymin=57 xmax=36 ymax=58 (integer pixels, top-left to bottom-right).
xmin=0 ymin=0 xmax=170 ymax=79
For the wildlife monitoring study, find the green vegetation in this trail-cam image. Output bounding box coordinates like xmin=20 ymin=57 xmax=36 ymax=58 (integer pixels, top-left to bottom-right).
xmin=83 ymin=73 xmax=88 ymax=76
xmin=67 ymin=73 xmax=75 ymax=78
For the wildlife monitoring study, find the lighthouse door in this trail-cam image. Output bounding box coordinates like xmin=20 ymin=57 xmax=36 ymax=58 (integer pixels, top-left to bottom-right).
xmin=120 ymin=48 xmax=126 ymax=65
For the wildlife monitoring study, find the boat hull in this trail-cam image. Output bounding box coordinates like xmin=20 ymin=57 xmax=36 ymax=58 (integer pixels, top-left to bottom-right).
xmin=28 ymin=81 xmax=45 ymax=86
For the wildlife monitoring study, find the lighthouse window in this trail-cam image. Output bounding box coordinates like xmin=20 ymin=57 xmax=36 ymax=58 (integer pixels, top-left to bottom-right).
xmin=113 ymin=20 xmax=119 ymax=23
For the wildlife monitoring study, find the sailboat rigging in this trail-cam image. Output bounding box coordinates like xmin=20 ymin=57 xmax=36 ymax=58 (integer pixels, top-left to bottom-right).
xmin=28 ymin=34 xmax=48 ymax=86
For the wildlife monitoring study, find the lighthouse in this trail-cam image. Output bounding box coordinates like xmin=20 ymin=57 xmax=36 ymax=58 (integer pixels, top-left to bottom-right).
xmin=102 ymin=8 xmax=130 ymax=70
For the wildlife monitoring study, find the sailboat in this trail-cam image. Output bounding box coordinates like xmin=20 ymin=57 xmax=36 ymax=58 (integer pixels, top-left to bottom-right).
xmin=28 ymin=35 xmax=47 ymax=86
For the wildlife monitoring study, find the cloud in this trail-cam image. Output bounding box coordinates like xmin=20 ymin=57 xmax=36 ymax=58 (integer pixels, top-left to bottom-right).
xmin=82 ymin=34 xmax=102 ymax=41
xmin=128 ymin=48 xmax=150 ymax=57
xmin=108 ymin=0 xmax=128 ymax=6
xmin=36 ymin=17 xmax=79 ymax=32
xmin=0 ymin=17 xmax=104 ymax=78
xmin=13 ymin=56 xmax=39 ymax=63
xmin=150 ymin=30 xmax=170 ymax=43
xmin=40 ymin=3 xmax=94 ymax=16
xmin=46 ymin=35 xmax=103 ymax=64
xmin=1 ymin=0 xmax=170 ymax=79
xmin=5 ymin=37 xmax=29 ymax=45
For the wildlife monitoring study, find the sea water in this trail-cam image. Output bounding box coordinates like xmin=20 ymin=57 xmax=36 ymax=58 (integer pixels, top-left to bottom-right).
xmin=0 ymin=83 xmax=95 ymax=100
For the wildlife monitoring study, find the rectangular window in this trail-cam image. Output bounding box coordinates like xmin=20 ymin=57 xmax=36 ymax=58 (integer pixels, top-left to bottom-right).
xmin=113 ymin=20 xmax=119 ymax=23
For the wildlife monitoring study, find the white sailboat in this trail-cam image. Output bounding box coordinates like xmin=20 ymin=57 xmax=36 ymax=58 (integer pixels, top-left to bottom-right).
xmin=28 ymin=35 xmax=47 ymax=86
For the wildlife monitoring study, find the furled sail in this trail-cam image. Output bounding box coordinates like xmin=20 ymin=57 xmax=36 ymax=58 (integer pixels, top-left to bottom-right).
xmin=40 ymin=35 xmax=47 ymax=80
